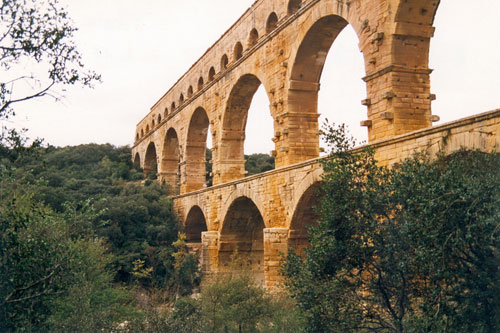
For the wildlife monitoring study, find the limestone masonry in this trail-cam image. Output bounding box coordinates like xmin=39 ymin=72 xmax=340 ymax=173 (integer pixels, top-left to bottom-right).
xmin=132 ymin=0 xmax=500 ymax=289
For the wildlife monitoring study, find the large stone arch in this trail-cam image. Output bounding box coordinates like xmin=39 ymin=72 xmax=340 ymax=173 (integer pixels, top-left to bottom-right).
xmin=288 ymin=181 xmax=322 ymax=255
xmin=217 ymin=73 xmax=273 ymax=184
xmin=184 ymin=107 xmax=210 ymax=193
xmin=144 ymin=142 xmax=158 ymax=175
xmin=286 ymin=13 xmax=366 ymax=165
xmin=160 ymin=128 xmax=180 ymax=193
xmin=219 ymin=196 xmax=266 ymax=284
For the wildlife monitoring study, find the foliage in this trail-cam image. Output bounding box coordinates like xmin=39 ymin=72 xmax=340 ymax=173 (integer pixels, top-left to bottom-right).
xmin=0 ymin=0 xmax=100 ymax=117
xmin=0 ymin=169 xmax=134 ymax=331
xmin=129 ymin=272 xmax=305 ymax=333
xmin=171 ymin=233 xmax=201 ymax=298
xmin=245 ymin=153 xmax=275 ymax=176
xmin=282 ymin=123 xmax=500 ymax=332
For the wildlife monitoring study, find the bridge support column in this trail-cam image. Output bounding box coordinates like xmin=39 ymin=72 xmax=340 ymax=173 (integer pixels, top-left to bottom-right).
xmin=201 ymin=231 xmax=219 ymax=282
xmin=263 ymin=228 xmax=289 ymax=290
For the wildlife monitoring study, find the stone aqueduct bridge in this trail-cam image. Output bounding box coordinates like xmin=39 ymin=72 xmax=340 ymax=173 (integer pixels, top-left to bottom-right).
xmin=131 ymin=0 xmax=500 ymax=288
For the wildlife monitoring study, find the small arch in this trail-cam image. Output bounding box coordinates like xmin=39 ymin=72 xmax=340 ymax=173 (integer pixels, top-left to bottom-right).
xmin=158 ymin=114 xmax=162 ymax=124
xmin=208 ymin=66 xmax=216 ymax=81
xmin=248 ymin=28 xmax=259 ymax=48
xmin=152 ymin=119 xmax=155 ymax=127
xmin=135 ymin=133 xmax=139 ymax=142
xmin=266 ymin=12 xmax=278 ymax=33
xmin=164 ymin=107 xmax=168 ymax=118
xmin=187 ymin=85 xmax=193 ymax=98
xmin=171 ymin=101 xmax=176 ymax=111
xmin=221 ymin=54 xmax=229 ymax=70
xmin=133 ymin=152 xmax=141 ymax=168
xmin=287 ymin=0 xmax=301 ymax=15
xmin=185 ymin=205 xmax=208 ymax=244
xmin=146 ymin=125 xmax=150 ymax=133
xmin=198 ymin=76 xmax=204 ymax=91
xmin=144 ymin=142 xmax=158 ymax=176
xmin=141 ymin=129 xmax=144 ymax=137
xmin=179 ymin=93 xmax=185 ymax=105
xmin=233 ymin=42 xmax=243 ymax=61
xmin=219 ymin=196 xmax=265 ymax=284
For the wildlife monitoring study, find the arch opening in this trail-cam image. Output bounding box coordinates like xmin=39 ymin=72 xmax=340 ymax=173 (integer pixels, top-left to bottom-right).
xmin=146 ymin=125 xmax=150 ymax=133
xmin=140 ymin=129 xmax=144 ymax=137
xmin=266 ymin=12 xmax=278 ymax=33
xmin=171 ymin=101 xmax=176 ymax=112
xmin=208 ymin=67 xmax=215 ymax=82
xmin=187 ymin=85 xmax=193 ymax=98
xmin=179 ymin=93 xmax=185 ymax=105
xmin=185 ymin=107 xmax=211 ymax=192
xmin=221 ymin=54 xmax=228 ymax=70
xmin=233 ymin=42 xmax=243 ymax=61
xmin=185 ymin=206 xmax=208 ymax=254
xmin=144 ymin=142 xmax=158 ymax=177
xmin=133 ymin=152 xmax=141 ymax=168
xmin=288 ymin=0 xmax=301 ymax=15
xmin=197 ymin=76 xmax=204 ymax=92
xmin=157 ymin=114 xmax=162 ymax=124
xmin=164 ymin=107 xmax=168 ymax=118
xmin=160 ymin=128 xmax=180 ymax=194
xmin=288 ymin=15 xmax=367 ymax=161
xmin=288 ymin=182 xmax=321 ymax=256
xmin=219 ymin=74 xmax=274 ymax=184
xmin=219 ymin=197 xmax=265 ymax=284
xmin=248 ymin=28 xmax=259 ymax=48
xmin=135 ymin=133 xmax=139 ymax=142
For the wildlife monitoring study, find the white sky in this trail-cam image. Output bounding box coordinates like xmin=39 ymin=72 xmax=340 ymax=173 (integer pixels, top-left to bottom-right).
xmin=6 ymin=0 xmax=500 ymax=154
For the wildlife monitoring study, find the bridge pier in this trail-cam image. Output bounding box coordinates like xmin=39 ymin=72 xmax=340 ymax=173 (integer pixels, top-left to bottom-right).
xmin=201 ymin=231 xmax=219 ymax=282
xmin=264 ymin=228 xmax=289 ymax=290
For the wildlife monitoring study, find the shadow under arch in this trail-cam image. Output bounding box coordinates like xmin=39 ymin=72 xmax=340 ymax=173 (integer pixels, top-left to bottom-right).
xmin=288 ymin=182 xmax=322 ymax=256
xmin=287 ymin=14 xmax=365 ymax=162
xmin=144 ymin=142 xmax=157 ymax=175
xmin=218 ymin=73 xmax=273 ymax=184
xmin=219 ymin=196 xmax=265 ymax=284
xmin=160 ymin=128 xmax=180 ymax=194
xmin=185 ymin=107 xmax=210 ymax=192
xmin=133 ymin=152 xmax=141 ymax=169
xmin=184 ymin=205 xmax=208 ymax=254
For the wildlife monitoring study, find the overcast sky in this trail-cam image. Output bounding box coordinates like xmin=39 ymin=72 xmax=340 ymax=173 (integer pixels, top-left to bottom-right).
xmin=6 ymin=0 xmax=500 ymax=154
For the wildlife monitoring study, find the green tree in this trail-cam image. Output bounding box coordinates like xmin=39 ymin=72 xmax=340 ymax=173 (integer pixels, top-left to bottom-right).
xmin=282 ymin=123 xmax=500 ymax=332
xmin=0 ymin=0 xmax=100 ymax=117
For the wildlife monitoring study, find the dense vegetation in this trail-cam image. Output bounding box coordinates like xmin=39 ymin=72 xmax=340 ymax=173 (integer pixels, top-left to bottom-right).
xmin=282 ymin=124 xmax=500 ymax=332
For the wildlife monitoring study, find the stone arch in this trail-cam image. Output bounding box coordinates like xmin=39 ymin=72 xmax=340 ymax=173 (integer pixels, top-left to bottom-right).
xmin=135 ymin=133 xmax=139 ymax=142
xmin=160 ymin=128 xmax=180 ymax=193
xmin=187 ymin=85 xmax=193 ymax=98
xmin=248 ymin=28 xmax=259 ymax=48
xmin=164 ymin=107 xmax=168 ymax=118
xmin=184 ymin=107 xmax=210 ymax=192
xmin=266 ymin=12 xmax=278 ymax=33
xmin=221 ymin=54 xmax=228 ymax=70
xmin=171 ymin=101 xmax=176 ymax=111
xmin=146 ymin=124 xmax=150 ymax=133
xmin=287 ymin=0 xmax=301 ymax=15
xmin=144 ymin=142 xmax=158 ymax=175
xmin=184 ymin=205 xmax=208 ymax=253
xmin=208 ymin=66 xmax=215 ymax=81
xmin=288 ymin=182 xmax=321 ymax=255
xmin=286 ymin=14 xmax=364 ymax=164
xmin=218 ymin=73 xmax=273 ymax=183
xmin=197 ymin=76 xmax=204 ymax=91
xmin=158 ymin=114 xmax=162 ymax=124
xmin=233 ymin=42 xmax=243 ymax=61
xmin=219 ymin=196 xmax=265 ymax=284
xmin=179 ymin=93 xmax=185 ymax=105
xmin=152 ymin=119 xmax=155 ymax=127
xmin=133 ymin=152 xmax=141 ymax=168
xmin=140 ymin=129 xmax=144 ymax=137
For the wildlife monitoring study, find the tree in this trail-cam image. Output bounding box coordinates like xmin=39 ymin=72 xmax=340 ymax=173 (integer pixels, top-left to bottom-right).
xmin=282 ymin=123 xmax=500 ymax=332
xmin=0 ymin=0 xmax=100 ymax=117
